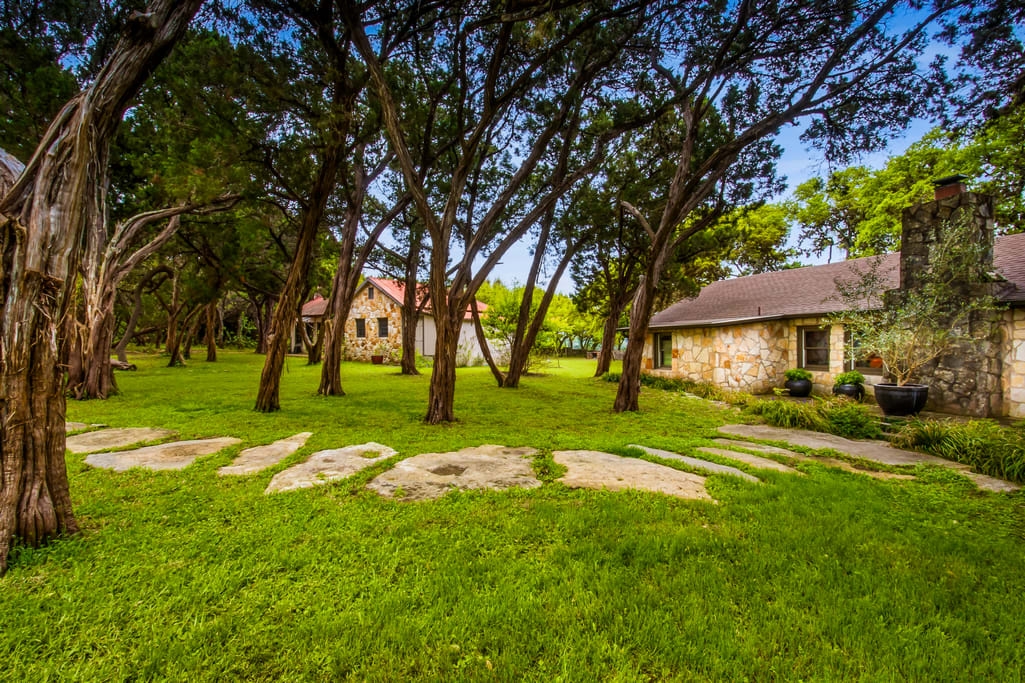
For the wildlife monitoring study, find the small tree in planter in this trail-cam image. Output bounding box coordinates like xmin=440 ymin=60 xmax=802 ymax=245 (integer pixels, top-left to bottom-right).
xmin=826 ymin=213 xmax=1002 ymax=415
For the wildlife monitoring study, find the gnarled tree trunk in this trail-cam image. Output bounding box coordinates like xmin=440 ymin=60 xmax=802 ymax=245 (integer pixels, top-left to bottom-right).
xmin=593 ymin=298 xmax=626 ymax=377
xmin=205 ymin=300 xmax=217 ymax=362
xmin=115 ymin=265 xmax=170 ymax=363
xmin=257 ymin=144 xmax=341 ymax=412
xmin=0 ymin=0 xmax=203 ymax=575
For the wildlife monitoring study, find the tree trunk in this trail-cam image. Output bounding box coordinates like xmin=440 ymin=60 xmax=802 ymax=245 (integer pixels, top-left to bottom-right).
xmin=503 ymin=237 xmax=582 ymax=388
xmin=614 ymin=274 xmax=658 ymax=412
xmin=115 ymin=265 xmax=169 ymax=363
xmin=76 ymin=311 xmax=118 ymax=399
xmin=0 ymin=0 xmax=203 ymax=575
xmin=399 ymin=238 xmax=422 ymax=375
xmin=257 ymin=144 xmax=340 ymax=412
xmin=205 ymin=300 xmax=217 ymax=362
xmin=252 ymin=297 xmax=268 ymax=354
xmin=302 ymin=322 xmax=322 ymax=365
xmin=594 ymin=297 xmax=627 ymax=377
xmin=425 ymin=262 xmax=458 ymax=424
xmin=471 ymin=297 xmax=504 ymax=386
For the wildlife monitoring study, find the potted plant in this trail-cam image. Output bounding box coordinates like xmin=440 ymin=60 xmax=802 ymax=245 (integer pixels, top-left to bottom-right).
xmin=371 ymin=342 xmax=388 ymax=365
xmin=784 ymin=368 xmax=813 ymax=397
xmin=832 ymin=370 xmax=865 ymax=401
xmin=826 ymin=213 xmax=1002 ymax=417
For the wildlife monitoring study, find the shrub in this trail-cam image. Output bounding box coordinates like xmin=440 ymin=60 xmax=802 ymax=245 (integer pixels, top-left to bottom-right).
xmin=601 ymin=372 xmax=752 ymax=407
xmin=893 ymin=419 xmax=1025 ymax=483
xmin=834 ymin=370 xmax=865 ymax=386
xmin=745 ymin=397 xmax=879 ymax=439
xmin=784 ymin=368 xmax=813 ymax=381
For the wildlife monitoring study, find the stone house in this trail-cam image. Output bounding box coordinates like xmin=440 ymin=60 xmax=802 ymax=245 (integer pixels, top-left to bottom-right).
xmin=300 ymin=277 xmax=496 ymax=364
xmin=642 ymin=184 xmax=1025 ymax=418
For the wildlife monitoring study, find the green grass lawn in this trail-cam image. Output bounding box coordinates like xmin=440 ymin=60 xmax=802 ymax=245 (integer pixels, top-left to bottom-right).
xmin=3 ymin=351 xmax=1024 ymax=681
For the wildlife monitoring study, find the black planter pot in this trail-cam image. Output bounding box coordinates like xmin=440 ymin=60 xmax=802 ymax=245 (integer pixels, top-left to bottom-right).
xmin=832 ymin=383 xmax=865 ymax=401
xmin=785 ymin=378 xmax=813 ymax=397
xmin=873 ymin=383 xmax=929 ymax=416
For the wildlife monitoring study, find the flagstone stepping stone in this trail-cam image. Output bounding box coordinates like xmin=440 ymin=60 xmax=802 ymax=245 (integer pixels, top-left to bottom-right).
xmin=85 ymin=437 xmax=241 ymax=471
xmin=218 ymin=432 xmax=313 ymax=476
xmin=695 ymin=447 xmax=800 ymax=474
xmin=66 ymin=427 xmax=176 ymax=454
xmin=267 ymin=442 xmax=397 ymax=494
xmin=718 ymin=423 xmax=1025 ymax=492
xmin=367 ymin=445 xmax=539 ymax=501
xmin=65 ymin=422 xmax=89 ymax=433
xmin=629 ymin=444 xmax=760 ymax=483
xmin=713 ymin=438 xmax=914 ymax=481
xmin=719 ymin=424 xmax=957 ymax=468
xmin=553 ymin=450 xmax=712 ymax=500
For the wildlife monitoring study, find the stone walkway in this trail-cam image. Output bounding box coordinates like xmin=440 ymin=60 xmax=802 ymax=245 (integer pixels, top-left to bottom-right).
xmin=553 ymin=450 xmax=712 ymax=500
xmin=219 ymin=432 xmax=312 ymax=476
xmin=66 ymin=427 xmax=176 ymax=454
xmin=68 ymin=418 xmax=1017 ymax=498
xmin=267 ymin=442 xmax=397 ymax=494
xmin=85 ymin=438 xmax=242 ymax=471
xmin=367 ymin=445 xmax=539 ymax=501
xmin=695 ymin=447 xmax=801 ymax=474
xmin=713 ymin=439 xmax=914 ymax=481
xmin=718 ymin=424 xmax=1019 ymax=492
xmin=629 ymin=445 xmax=760 ymax=483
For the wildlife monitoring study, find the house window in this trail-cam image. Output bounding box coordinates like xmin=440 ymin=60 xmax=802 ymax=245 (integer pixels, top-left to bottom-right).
xmin=378 ymin=317 xmax=388 ymax=337
xmin=355 ymin=318 xmax=366 ymax=338
xmin=798 ymin=326 xmax=829 ymax=370
xmin=844 ymin=331 xmax=883 ymax=374
xmin=654 ymin=333 xmax=672 ymax=369
xmin=368 ymin=286 xmax=374 ymax=300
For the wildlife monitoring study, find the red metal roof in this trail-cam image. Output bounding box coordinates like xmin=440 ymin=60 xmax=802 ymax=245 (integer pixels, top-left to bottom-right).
xmin=302 ymin=278 xmax=488 ymax=321
xmin=649 ymin=232 xmax=1025 ymax=329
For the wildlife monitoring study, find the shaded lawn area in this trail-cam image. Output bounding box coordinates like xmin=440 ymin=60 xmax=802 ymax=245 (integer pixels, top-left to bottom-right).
xmin=2 ymin=352 xmax=1024 ymax=681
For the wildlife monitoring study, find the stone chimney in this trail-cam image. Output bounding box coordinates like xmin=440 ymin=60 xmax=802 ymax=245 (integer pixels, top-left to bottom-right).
xmin=896 ymin=178 xmax=1002 ymax=417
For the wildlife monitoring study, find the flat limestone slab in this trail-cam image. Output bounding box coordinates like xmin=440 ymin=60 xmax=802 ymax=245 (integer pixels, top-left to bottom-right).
xmin=65 ymin=422 xmax=89 ymax=433
xmin=367 ymin=445 xmax=539 ymax=501
xmin=713 ymin=438 xmax=914 ymax=482
xmin=963 ymin=471 xmax=1022 ymax=493
xmin=218 ymin=432 xmax=313 ymax=476
xmin=719 ymin=424 xmax=964 ymax=468
xmin=717 ymin=424 xmax=1025 ymax=491
xmin=553 ymin=450 xmax=711 ymax=500
xmin=67 ymin=427 xmax=176 ymax=454
xmin=267 ymin=442 xmax=397 ymax=494
xmin=696 ymin=447 xmax=800 ymax=474
xmin=85 ymin=437 xmax=241 ymax=471
xmin=629 ymin=444 xmax=760 ymax=483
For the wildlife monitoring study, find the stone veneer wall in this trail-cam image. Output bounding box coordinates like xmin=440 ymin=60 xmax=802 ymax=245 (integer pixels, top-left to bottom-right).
xmin=642 ymin=317 xmax=888 ymax=396
xmin=1004 ymin=308 xmax=1025 ymax=419
xmin=343 ymin=286 xmax=404 ymax=362
xmin=644 ymin=320 xmax=790 ymax=394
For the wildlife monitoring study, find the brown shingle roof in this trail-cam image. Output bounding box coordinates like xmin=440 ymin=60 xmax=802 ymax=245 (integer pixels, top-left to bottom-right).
xmin=649 ymin=232 xmax=1025 ymax=329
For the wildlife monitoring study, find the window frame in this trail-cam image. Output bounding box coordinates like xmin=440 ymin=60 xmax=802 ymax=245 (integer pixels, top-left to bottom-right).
xmin=377 ymin=317 xmax=388 ymax=338
xmin=367 ymin=285 xmax=374 ymax=300
xmin=653 ymin=333 xmax=672 ymax=369
xmin=843 ymin=330 xmax=884 ymax=375
xmin=797 ymin=325 xmax=830 ymax=371
xmin=355 ymin=318 xmax=366 ymax=338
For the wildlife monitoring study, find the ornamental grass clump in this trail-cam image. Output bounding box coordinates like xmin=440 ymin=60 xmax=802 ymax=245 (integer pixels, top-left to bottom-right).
xmin=893 ymin=419 xmax=1025 ymax=483
xmin=745 ymin=397 xmax=880 ymax=439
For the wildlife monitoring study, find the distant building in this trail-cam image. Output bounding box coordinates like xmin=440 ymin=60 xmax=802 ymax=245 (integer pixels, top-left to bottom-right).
xmin=299 ymin=277 xmax=500 ymax=365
